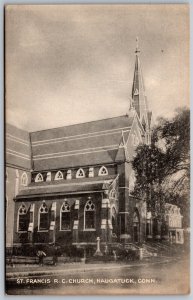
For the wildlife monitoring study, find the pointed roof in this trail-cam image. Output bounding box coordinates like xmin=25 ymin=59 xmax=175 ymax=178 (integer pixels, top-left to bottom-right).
xmin=115 ymin=130 xmax=129 ymax=162
xmin=15 ymin=175 xmax=117 ymax=199
xmin=131 ymin=39 xmax=149 ymax=125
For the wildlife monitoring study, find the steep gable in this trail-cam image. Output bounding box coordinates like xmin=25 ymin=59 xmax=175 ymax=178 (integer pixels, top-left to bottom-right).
xmin=125 ymin=114 xmax=145 ymax=161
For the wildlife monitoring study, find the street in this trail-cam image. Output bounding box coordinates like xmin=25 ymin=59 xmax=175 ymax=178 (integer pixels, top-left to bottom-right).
xmin=6 ymin=257 xmax=190 ymax=295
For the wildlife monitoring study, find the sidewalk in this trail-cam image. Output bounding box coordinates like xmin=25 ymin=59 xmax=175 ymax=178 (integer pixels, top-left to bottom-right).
xmin=6 ymin=256 xmax=179 ymax=279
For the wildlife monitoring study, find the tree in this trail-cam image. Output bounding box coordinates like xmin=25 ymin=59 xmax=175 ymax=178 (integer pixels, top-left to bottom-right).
xmin=132 ymin=144 xmax=165 ymax=215
xmin=152 ymin=107 xmax=190 ymax=179
xmin=132 ymin=107 xmax=190 ymax=226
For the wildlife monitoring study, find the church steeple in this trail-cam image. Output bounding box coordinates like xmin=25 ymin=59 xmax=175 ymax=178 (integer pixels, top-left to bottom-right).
xmin=131 ymin=38 xmax=149 ymax=126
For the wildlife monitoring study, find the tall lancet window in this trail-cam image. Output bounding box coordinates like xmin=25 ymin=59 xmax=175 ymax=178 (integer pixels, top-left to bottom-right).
xmin=60 ymin=200 xmax=71 ymax=230
xmin=21 ymin=172 xmax=28 ymax=186
xmin=18 ymin=203 xmax=28 ymax=232
xmin=39 ymin=201 xmax=49 ymax=231
xmin=84 ymin=199 xmax=95 ymax=230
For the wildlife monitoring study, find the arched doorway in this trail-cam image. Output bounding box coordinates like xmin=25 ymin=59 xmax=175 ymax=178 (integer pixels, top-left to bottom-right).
xmin=133 ymin=210 xmax=140 ymax=243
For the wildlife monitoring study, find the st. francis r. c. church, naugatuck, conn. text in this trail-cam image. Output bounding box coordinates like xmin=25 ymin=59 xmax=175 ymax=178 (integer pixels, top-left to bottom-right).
xmin=5 ymin=42 xmax=184 ymax=256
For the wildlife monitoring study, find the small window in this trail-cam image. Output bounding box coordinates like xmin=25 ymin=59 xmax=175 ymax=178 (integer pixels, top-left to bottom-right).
xmin=84 ymin=199 xmax=95 ymax=229
xmin=134 ymin=88 xmax=139 ymax=96
xmin=98 ymin=166 xmax=108 ymax=176
xmin=76 ymin=168 xmax=85 ymax=178
xmin=21 ymin=172 xmax=28 ymax=186
xmin=109 ymin=189 xmax=117 ymax=199
xmin=132 ymin=133 xmax=139 ymax=147
xmin=39 ymin=202 xmax=49 ymax=231
xmin=18 ymin=204 xmax=28 ymax=232
xmin=60 ymin=200 xmax=71 ymax=230
xmin=54 ymin=170 xmax=63 ymax=181
xmin=35 ymin=173 xmax=43 ymax=182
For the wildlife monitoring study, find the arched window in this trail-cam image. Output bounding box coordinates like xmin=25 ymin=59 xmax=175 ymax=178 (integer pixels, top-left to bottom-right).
xmin=76 ymin=168 xmax=85 ymax=178
xmin=38 ymin=202 xmax=49 ymax=231
xmin=84 ymin=199 xmax=95 ymax=230
xmin=133 ymin=211 xmax=140 ymax=224
xmin=132 ymin=132 xmax=140 ymax=147
xmin=21 ymin=172 xmax=28 ymax=186
xmin=98 ymin=166 xmax=108 ymax=176
xmin=18 ymin=203 xmax=28 ymax=232
xmin=134 ymin=88 xmax=139 ymax=96
xmin=54 ymin=170 xmax=63 ymax=181
xmin=60 ymin=200 xmax=71 ymax=230
xmin=35 ymin=173 xmax=43 ymax=182
xmin=109 ymin=189 xmax=117 ymax=199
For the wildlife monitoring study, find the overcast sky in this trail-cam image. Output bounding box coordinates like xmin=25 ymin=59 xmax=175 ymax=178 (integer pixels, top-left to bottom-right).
xmin=6 ymin=4 xmax=189 ymax=132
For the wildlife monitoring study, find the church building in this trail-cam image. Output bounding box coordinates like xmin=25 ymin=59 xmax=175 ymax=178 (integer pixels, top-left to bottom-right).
xmin=5 ymin=44 xmax=183 ymax=256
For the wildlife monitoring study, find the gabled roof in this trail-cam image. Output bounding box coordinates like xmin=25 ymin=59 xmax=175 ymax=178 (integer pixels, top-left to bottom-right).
xmin=30 ymin=114 xmax=135 ymax=171
xmin=15 ymin=175 xmax=116 ymax=199
xmin=115 ymin=130 xmax=130 ymax=162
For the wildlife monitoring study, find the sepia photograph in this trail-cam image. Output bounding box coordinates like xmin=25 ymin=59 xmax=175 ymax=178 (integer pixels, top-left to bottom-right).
xmin=5 ymin=4 xmax=190 ymax=295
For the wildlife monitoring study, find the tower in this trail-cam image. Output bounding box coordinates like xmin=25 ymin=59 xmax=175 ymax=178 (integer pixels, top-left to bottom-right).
xmin=131 ymin=38 xmax=152 ymax=143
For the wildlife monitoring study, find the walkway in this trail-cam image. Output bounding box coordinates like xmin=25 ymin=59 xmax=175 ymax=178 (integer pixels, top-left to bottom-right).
xmin=6 ymin=256 xmax=179 ymax=280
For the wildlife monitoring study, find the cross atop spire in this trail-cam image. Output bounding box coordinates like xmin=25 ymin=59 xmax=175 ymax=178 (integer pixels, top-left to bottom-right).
xmin=135 ymin=36 xmax=140 ymax=54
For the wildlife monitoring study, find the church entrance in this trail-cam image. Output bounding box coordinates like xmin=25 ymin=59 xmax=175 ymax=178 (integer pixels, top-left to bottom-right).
xmin=133 ymin=210 xmax=140 ymax=243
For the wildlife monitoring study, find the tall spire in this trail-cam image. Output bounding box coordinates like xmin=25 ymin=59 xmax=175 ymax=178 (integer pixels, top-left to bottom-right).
xmin=135 ymin=36 xmax=140 ymax=54
xmin=131 ymin=38 xmax=149 ymax=126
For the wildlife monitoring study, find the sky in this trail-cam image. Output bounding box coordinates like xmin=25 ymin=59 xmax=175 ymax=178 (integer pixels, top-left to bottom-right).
xmin=5 ymin=4 xmax=189 ymax=132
